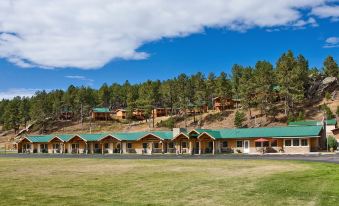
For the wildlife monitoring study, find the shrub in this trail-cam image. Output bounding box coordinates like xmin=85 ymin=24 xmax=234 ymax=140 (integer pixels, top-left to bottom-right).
xmin=327 ymin=136 xmax=338 ymax=151
xmin=325 ymin=92 xmax=331 ymax=101
xmin=234 ymin=111 xmax=246 ymax=128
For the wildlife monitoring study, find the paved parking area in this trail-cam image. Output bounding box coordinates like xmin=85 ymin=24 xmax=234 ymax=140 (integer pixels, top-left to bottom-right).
xmin=1 ymin=153 xmax=339 ymax=163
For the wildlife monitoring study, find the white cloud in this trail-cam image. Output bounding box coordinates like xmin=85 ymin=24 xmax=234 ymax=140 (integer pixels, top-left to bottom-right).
xmin=312 ymin=5 xmax=339 ymax=19
xmin=0 ymin=88 xmax=41 ymax=99
xmin=0 ymin=0 xmax=334 ymax=69
xmin=324 ymin=36 xmax=339 ymax=48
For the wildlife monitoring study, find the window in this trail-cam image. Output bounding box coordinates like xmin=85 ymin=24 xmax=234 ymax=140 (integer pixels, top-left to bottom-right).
xmin=153 ymin=143 xmax=159 ymax=148
xmin=53 ymin=144 xmax=60 ymax=149
xmin=222 ymin=141 xmax=228 ymax=148
xmin=208 ymin=142 xmax=213 ymax=148
xmin=94 ymin=144 xmax=99 ymax=149
xmin=285 ymin=139 xmax=291 ymax=146
xmin=127 ymin=143 xmax=132 ymax=148
xmin=271 ymin=140 xmax=277 ymax=147
xmin=168 ymin=142 xmax=174 ymax=148
xmin=301 ymin=139 xmax=308 ymax=146
xmin=263 ymin=141 xmax=269 ymax=147
xmin=104 ymin=143 xmax=109 ymax=149
xmin=293 ymin=139 xmax=300 ymax=146
xmin=255 ymin=142 xmax=262 ymax=147
xmin=41 ymin=144 xmax=47 ymax=149
xmin=142 ymin=143 xmax=148 ymax=149
xmin=182 ymin=142 xmax=187 ymax=148
xmin=236 ymin=140 xmax=243 ymax=147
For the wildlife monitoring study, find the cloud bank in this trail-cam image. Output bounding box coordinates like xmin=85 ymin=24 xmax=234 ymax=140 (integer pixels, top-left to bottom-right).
xmin=0 ymin=88 xmax=41 ymax=100
xmin=0 ymin=0 xmax=337 ymax=69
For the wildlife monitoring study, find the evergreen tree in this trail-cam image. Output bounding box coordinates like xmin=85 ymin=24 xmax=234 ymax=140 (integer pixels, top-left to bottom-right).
xmin=215 ymin=72 xmax=232 ymax=110
xmin=3 ymin=97 xmax=21 ymax=133
xmin=19 ymin=97 xmax=31 ymax=127
xmin=234 ymin=110 xmax=246 ymax=128
xmin=253 ymin=61 xmax=275 ymax=117
xmin=324 ymin=56 xmax=339 ymax=77
xmin=276 ymin=50 xmax=305 ymax=115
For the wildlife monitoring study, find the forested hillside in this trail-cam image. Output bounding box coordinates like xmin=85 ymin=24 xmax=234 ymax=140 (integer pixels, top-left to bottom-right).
xmin=0 ymin=50 xmax=339 ymax=135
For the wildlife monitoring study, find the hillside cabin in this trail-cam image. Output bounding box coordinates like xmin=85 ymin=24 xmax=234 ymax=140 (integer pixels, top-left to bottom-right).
xmin=115 ymin=109 xmax=127 ymax=120
xmin=186 ymin=104 xmax=208 ymax=115
xmin=91 ymin=107 xmax=112 ymax=121
xmin=133 ymin=109 xmax=145 ymax=120
xmin=59 ymin=108 xmax=73 ymax=120
xmin=213 ymin=97 xmax=239 ymax=111
xmin=17 ymin=125 xmax=325 ymax=155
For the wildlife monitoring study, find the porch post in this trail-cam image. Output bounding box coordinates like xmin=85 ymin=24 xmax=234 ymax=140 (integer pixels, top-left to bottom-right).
xmin=85 ymin=142 xmax=88 ymax=154
xmin=37 ymin=144 xmax=41 ymax=153
xmin=161 ymin=141 xmax=164 ymax=154
xmin=31 ymin=143 xmax=34 ymax=153
xmin=199 ymin=141 xmax=201 ymax=155
xmin=101 ymin=143 xmax=104 ymax=155
xmin=212 ymin=140 xmax=215 ymax=155
xmin=91 ymin=142 xmax=94 ymax=154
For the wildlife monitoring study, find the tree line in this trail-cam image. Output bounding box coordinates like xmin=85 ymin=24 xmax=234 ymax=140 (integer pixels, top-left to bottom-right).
xmin=0 ymin=50 xmax=338 ymax=133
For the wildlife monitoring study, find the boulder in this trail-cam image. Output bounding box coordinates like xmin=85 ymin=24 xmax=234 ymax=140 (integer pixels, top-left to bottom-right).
xmin=307 ymin=77 xmax=338 ymax=100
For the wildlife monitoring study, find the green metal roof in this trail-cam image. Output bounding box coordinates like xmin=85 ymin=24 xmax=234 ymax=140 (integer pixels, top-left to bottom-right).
xmin=92 ymin=107 xmax=110 ymax=113
xmin=112 ymin=131 xmax=173 ymax=141
xmin=77 ymin=133 xmax=110 ymax=141
xmin=201 ymin=126 xmax=323 ymax=139
xmin=288 ymin=119 xmax=337 ymax=126
xmin=26 ymin=135 xmax=54 ymax=143
xmin=54 ymin=134 xmax=74 ymax=141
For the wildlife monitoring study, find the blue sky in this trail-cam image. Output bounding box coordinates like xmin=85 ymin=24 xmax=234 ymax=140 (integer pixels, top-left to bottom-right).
xmin=0 ymin=1 xmax=339 ymax=99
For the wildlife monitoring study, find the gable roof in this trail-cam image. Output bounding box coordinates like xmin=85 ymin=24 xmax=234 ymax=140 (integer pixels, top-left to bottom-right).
xmin=199 ymin=126 xmax=323 ymax=139
xmin=92 ymin=107 xmax=110 ymax=113
xmin=23 ymin=135 xmax=54 ymax=143
xmin=288 ymin=119 xmax=337 ymax=126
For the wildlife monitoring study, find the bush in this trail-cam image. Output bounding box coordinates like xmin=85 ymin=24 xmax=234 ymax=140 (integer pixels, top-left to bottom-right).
xmin=320 ymin=104 xmax=334 ymax=119
xmin=325 ymin=92 xmax=331 ymax=101
xmin=327 ymin=136 xmax=338 ymax=151
xmin=234 ymin=111 xmax=246 ymax=128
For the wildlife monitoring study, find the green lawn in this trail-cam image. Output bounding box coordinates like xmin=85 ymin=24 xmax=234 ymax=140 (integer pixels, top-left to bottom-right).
xmin=0 ymin=158 xmax=338 ymax=206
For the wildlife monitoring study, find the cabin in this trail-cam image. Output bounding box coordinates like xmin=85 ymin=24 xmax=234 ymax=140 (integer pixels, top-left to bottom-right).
xmin=212 ymin=97 xmax=238 ymax=111
xmin=115 ymin=109 xmax=127 ymax=120
xmin=17 ymin=125 xmax=324 ymax=155
xmin=59 ymin=108 xmax=73 ymax=120
xmin=91 ymin=107 xmax=112 ymax=121
xmin=152 ymin=108 xmax=170 ymax=118
xmin=133 ymin=109 xmax=145 ymax=120
xmin=186 ymin=103 xmax=208 ymax=115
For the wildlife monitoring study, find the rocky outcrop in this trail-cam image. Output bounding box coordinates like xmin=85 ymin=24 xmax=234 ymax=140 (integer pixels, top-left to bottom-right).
xmin=307 ymin=77 xmax=339 ymax=101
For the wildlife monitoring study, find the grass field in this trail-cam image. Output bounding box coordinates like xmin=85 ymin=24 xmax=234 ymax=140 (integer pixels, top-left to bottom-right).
xmin=0 ymin=158 xmax=339 ymax=206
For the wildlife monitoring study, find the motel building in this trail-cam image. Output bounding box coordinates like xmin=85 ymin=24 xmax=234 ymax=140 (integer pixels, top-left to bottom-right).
xmin=17 ymin=125 xmax=325 ymax=155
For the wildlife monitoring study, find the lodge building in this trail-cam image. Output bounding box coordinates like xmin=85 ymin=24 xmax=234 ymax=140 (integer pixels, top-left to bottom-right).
xmin=17 ymin=125 xmax=326 ymax=155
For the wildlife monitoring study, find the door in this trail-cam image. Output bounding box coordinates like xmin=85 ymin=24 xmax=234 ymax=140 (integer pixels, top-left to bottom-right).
xmin=71 ymin=143 xmax=79 ymax=154
xmin=195 ymin=142 xmax=199 ymax=154
xmin=244 ymin=140 xmax=250 ymax=153
xmin=142 ymin=143 xmax=148 ymax=154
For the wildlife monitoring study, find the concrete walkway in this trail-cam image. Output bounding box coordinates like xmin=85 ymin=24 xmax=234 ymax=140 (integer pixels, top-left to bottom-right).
xmin=1 ymin=153 xmax=339 ymax=164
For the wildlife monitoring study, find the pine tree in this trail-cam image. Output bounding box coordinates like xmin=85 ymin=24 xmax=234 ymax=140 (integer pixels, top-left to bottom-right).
xmin=324 ymin=56 xmax=339 ymax=77
xmin=215 ymin=72 xmax=232 ymax=110
xmin=254 ymin=61 xmax=275 ymax=117
xmin=234 ymin=110 xmax=246 ymax=128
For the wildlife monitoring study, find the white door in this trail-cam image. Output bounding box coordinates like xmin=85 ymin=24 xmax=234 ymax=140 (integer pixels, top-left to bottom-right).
xmin=244 ymin=140 xmax=250 ymax=153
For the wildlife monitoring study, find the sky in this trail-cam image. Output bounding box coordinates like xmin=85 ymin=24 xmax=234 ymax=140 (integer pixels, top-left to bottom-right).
xmin=0 ymin=0 xmax=339 ymax=99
